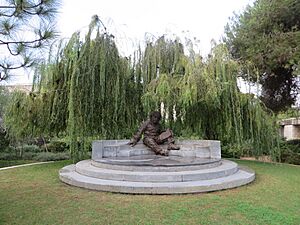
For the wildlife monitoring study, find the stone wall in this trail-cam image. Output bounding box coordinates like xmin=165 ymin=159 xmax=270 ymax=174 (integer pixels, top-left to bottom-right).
xmin=279 ymin=118 xmax=300 ymax=141
xmin=92 ymin=139 xmax=221 ymax=160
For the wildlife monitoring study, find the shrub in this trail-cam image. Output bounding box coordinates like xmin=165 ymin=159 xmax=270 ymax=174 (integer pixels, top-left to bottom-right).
xmin=21 ymin=152 xmax=38 ymax=160
xmin=0 ymin=152 xmax=17 ymax=160
xmin=16 ymin=145 xmax=41 ymax=153
xmin=280 ymin=140 xmax=300 ymax=165
xmin=0 ymin=146 xmax=19 ymax=159
xmin=0 ymin=130 xmax=9 ymax=150
xmin=0 ymin=144 xmax=70 ymax=161
xmin=42 ymin=140 xmax=69 ymax=153
xmin=221 ymin=142 xmax=253 ymax=158
xmin=1 ymin=145 xmax=16 ymax=153
xmin=33 ymin=152 xmax=70 ymax=161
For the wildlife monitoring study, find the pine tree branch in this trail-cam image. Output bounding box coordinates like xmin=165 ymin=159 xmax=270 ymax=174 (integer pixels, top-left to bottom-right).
xmin=0 ymin=37 xmax=46 ymax=46
xmin=0 ymin=63 xmax=27 ymax=70
xmin=0 ymin=0 xmax=56 ymax=17
xmin=0 ymin=1 xmax=45 ymax=10
xmin=0 ymin=0 xmax=60 ymax=79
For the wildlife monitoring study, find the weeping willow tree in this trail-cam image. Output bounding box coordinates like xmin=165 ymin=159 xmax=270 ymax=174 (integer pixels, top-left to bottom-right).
xmin=142 ymin=41 xmax=280 ymax=158
xmin=141 ymin=36 xmax=186 ymax=130
xmin=31 ymin=16 xmax=144 ymax=161
xmin=5 ymin=17 xmax=281 ymax=161
xmin=4 ymin=91 xmax=49 ymax=147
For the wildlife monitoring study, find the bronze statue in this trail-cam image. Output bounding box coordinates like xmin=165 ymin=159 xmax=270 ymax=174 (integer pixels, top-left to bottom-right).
xmin=128 ymin=111 xmax=180 ymax=156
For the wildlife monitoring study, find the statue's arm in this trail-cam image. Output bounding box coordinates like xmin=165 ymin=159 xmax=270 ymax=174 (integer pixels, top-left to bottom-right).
xmin=128 ymin=121 xmax=148 ymax=146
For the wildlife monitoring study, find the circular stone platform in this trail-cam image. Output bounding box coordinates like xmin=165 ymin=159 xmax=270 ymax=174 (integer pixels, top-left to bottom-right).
xmin=59 ymin=140 xmax=255 ymax=194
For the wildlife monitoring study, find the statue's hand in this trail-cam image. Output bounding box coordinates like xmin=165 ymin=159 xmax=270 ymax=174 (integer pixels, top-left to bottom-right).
xmin=127 ymin=140 xmax=137 ymax=147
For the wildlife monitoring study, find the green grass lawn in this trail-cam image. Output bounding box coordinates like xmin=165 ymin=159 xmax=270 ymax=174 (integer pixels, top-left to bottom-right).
xmin=0 ymin=159 xmax=299 ymax=225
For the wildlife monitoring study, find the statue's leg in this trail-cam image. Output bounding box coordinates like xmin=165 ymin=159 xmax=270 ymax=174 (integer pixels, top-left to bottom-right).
xmin=143 ymin=137 xmax=169 ymax=156
xmin=158 ymin=129 xmax=180 ymax=150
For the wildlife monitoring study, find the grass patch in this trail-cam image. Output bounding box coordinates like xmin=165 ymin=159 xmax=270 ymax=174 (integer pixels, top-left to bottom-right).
xmin=0 ymin=159 xmax=299 ymax=225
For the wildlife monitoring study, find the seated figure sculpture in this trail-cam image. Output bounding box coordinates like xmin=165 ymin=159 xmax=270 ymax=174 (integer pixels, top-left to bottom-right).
xmin=128 ymin=111 xmax=180 ymax=156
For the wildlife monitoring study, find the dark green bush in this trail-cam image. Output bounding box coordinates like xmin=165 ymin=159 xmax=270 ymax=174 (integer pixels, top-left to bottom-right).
xmin=221 ymin=142 xmax=253 ymax=158
xmin=41 ymin=140 xmax=69 ymax=152
xmin=0 ymin=152 xmax=17 ymax=160
xmin=280 ymin=140 xmax=300 ymax=165
xmin=16 ymin=145 xmax=41 ymax=153
xmin=0 ymin=146 xmax=19 ymax=159
xmin=0 ymin=151 xmax=70 ymax=161
xmin=1 ymin=145 xmax=15 ymax=153
xmin=0 ymin=130 xmax=9 ymax=150
xmin=22 ymin=152 xmax=38 ymax=160
xmin=221 ymin=145 xmax=237 ymax=158
xmin=0 ymin=144 xmax=70 ymax=161
xmin=33 ymin=152 xmax=70 ymax=161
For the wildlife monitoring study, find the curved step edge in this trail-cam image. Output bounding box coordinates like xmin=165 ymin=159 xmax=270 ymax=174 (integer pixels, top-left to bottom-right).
xmin=91 ymin=159 xmax=222 ymax=172
xmin=75 ymin=160 xmax=239 ymax=182
xmin=59 ymin=165 xmax=255 ymax=194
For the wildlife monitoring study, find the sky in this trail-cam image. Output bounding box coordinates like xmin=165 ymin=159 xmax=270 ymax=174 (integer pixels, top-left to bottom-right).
xmin=58 ymin=0 xmax=254 ymax=56
xmin=7 ymin=0 xmax=255 ymax=84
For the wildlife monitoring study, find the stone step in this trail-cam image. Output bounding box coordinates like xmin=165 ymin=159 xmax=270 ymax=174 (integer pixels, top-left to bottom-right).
xmin=75 ymin=160 xmax=238 ymax=182
xmin=91 ymin=158 xmax=222 ymax=172
xmin=59 ymin=164 xmax=255 ymax=194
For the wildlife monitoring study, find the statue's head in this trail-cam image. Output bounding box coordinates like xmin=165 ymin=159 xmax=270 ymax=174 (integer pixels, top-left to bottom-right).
xmin=150 ymin=111 xmax=161 ymax=124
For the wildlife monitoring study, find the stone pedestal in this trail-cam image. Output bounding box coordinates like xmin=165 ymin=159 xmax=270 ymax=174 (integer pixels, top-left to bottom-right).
xmin=59 ymin=139 xmax=255 ymax=194
xmin=92 ymin=140 xmax=221 ymax=160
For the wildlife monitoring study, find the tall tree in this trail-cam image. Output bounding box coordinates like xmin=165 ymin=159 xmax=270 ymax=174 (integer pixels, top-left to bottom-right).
xmin=0 ymin=86 xmax=10 ymax=128
xmin=0 ymin=86 xmax=10 ymax=149
xmin=0 ymin=0 xmax=60 ymax=82
xmin=224 ymin=0 xmax=300 ymax=112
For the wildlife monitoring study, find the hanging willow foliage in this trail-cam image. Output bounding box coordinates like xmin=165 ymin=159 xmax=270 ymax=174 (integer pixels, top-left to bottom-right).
xmin=32 ymin=18 xmax=144 ymax=161
xmin=5 ymin=18 xmax=281 ymax=161
xmin=141 ymin=42 xmax=280 ymax=158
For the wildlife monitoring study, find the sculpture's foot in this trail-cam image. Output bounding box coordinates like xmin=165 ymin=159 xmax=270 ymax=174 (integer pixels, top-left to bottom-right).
xmin=156 ymin=149 xmax=169 ymax=156
xmin=167 ymin=143 xmax=180 ymax=150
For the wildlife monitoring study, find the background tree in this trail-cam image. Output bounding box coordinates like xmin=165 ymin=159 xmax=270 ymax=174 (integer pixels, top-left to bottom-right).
xmin=0 ymin=86 xmax=9 ymax=115
xmin=0 ymin=86 xmax=10 ymax=128
xmin=0 ymin=0 xmax=60 ymax=82
xmin=0 ymin=86 xmax=10 ymax=148
xmin=224 ymin=0 xmax=300 ymax=112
